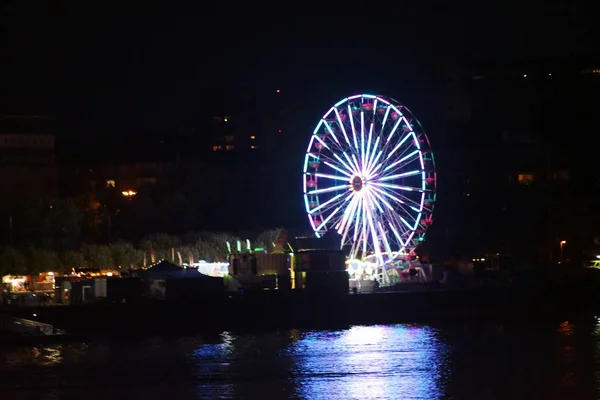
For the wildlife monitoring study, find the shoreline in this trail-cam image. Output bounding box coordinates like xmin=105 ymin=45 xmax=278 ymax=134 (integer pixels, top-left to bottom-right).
xmin=2 ymin=282 xmax=598 ymax=340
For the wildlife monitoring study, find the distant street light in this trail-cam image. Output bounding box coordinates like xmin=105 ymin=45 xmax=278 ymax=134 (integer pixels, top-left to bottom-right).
xmin=122 ymin=190 xmax=137 ymax=197
xmin=560 ymin=240 xmax=567 ymax=261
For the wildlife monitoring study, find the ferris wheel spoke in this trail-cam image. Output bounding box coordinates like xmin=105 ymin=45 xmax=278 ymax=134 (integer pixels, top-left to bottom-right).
xmin=383 ymin=131 xmax=412 ymax=161
xmin=364 ymin=194 xmax=384 ymax=265
xmin=347 ymin=105 xmax=359 ymax=150
xmin=388 ymin=197 xmax=419 ymax=227
xmin=360 ymin=200 xmax=368 ymax=257
xmin=366 ymin=185 xmax=395 ymax=212
xmin=315 ymin=205 xmax=342 ymax=232
xmin=307 ymin=184 xmax=350 ymax=195
xmin=370 ymin=181 xmax=424 ymax=193
xmin=369 ymin=183 xmax=416 ymax=208
xmin=322 ymin=120 xmax=341 ymax=146
xmin=322 ymin=160 xmax=352 ymax=178
xmin=369 ymin=185 xmax=421 ymax=221
xmin=383 ymin=161 xmax=422 ymax=179
xmin=365 ymin=190 xmax=394 ymax=256
xmin=364 ymin=135 xmax=381 ymax=175
xmin=332 ymin=153 xmax=358 ymax=175
xmin=370 ymin=192 xmax=386 ymax=215
xmin=351 ymin=154 xmax=361 ymax=174
xmin=380 ymin=105 xmax=391 ymax=136
xmin=352 ymin=197 xmax=363 ymax=243
xmin=335 ymin=192 xmax=357 ymax=231
xmin=372 ymin=98 xmax=378 ymax=123
xmin=360 ymin=111 xmax=366 ymax=170
xmin=388 ymin=218 xmax=409 ymax=250
xmin=343 ymin=152 xmax=361 ymax=175
xmin=313 ymin=134 xmax=330 ymax=151
xmin=393 ymin=210 xmax=419 ymax=236
xmin=400 ymin=194 xmax=427 ymax=215
xmin=308 ymin=192 xmax=345 ymax=215
xmin=393 ymin=190 xmax=426 ymax=213
xmin=386 ymin=115 xmax=404 ymax=143
xmin=384 ymin=146 xmax=420 ymax=173
xmin=400 ymin=214 xmax=418 ymax=231
xmin=333 ymin=108 xmax=352 ymax=148
xmin=365 ymin=149 xmax=385 ymax=178
xmin=376 ymin=169 xmax=421 ymax=182
xmin=320 ymin=134 xmax=349 ymax=160
xmin=338 ymin=194 xmax=360 ymax=241
xmin=364 ymin=122 xmax=375 ymax=172
xmin=314 ymin=173 xmax=350 ymax=181
xmin=377 ymin=220 xmax=394 ymax=258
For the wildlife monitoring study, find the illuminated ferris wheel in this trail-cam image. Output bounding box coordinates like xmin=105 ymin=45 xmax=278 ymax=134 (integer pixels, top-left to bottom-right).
xmin=302 ymin=94 xmax=436 ymax=270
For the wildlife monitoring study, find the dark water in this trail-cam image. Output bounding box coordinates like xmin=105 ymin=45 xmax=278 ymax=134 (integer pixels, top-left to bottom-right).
xmin=1 ymin=319 xmax=600 ymax=399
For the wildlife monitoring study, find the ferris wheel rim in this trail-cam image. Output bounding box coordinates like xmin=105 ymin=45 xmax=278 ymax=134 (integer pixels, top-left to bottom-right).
xmin=302 ymin=93 xmax=436 ymax=267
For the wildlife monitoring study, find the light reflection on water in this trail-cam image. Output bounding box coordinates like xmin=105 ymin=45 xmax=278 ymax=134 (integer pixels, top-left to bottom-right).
xmin=285 ymin=325 xmax=447 ymax=399
xmin=0 ymin=320 xmax=599 ymax=399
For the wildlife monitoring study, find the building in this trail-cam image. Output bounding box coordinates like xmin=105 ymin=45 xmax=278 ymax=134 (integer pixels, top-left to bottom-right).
xmin=445 ymin=55 xmax=600 ymax=127
xmin=210 ymin=114 xmax=261 ymax=152
xmin=434 ymin=55 xmax=600 ymax=261
xmin=0 ymin=115 xmax=58 ymax=207
xmin=228 ymin=252 xmax=293 ymax=291
xmin=62 ymin=161 xmax=172 ymax=199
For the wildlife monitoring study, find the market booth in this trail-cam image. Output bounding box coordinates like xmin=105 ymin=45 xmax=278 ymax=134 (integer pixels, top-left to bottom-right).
xmin=2 ymin=275 xmax=29 ymax=292
xmin=1 ymin=275 xmax=43 ymax=306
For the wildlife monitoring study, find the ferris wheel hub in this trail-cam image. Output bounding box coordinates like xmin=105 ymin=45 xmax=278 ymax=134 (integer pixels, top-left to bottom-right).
xmin=350 ymin=175 xmax=365 ymax=192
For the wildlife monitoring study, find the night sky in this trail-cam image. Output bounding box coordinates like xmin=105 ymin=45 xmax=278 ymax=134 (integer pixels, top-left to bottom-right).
xmin=0 ymin=1 xmax=597 ymax=254
xmin=0 ymin=1 xmax=596 ymax=140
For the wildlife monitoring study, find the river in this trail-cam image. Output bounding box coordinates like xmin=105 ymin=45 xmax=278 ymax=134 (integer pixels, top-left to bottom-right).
xmin=1 ymin=319 xmax=599 ymax=399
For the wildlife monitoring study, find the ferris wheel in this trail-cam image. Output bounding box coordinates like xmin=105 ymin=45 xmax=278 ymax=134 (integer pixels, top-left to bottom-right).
xmin=302 ymin=94 xmax=436 ymax=270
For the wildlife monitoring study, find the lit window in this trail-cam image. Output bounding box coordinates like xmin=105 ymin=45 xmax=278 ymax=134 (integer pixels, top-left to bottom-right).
xmin=106 ymin=180 xmax=116 ymax=188
xmin=250 ymin=146 xmax=258 ymax=149
xmin=225 ymin=145 xmax=235 ymax=151
xmin=224 ymin=116 xmax=229 ymax=122
xmin=212 ymin=145 xmax=222 ymax=151
xmin=122 ymin=190 xmax=137 ymax=197
xmin=250 ymin=136 xmax=256 ymax=140
xmin=517 ymin=174 xmax=534 ymax=185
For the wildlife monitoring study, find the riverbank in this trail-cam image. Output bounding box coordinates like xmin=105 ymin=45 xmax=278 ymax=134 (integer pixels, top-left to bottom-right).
xmin=2 ymin=279 xmax=598 ymax=339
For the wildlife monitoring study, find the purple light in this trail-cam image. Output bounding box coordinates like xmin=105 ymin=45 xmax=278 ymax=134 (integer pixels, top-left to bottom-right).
xmin=302 ymin=94 xmax=436 ymax=276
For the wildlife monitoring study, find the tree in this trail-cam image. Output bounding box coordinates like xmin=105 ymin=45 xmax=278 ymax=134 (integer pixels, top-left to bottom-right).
xmin=82 ymin=244 xmax=113 ymax=269
xmin=75 ymin=192 xmax=102 ymax=240
xmin=16 ymin=197 xmax=82 ymax=249
xmin=144 ymin=233 xmax=181 ymax=251
xmin=110 ymin=241 xmax=143 ymax=268
xmin=190 ymin=232 xmax=236 ymax=262
xmin=26 ymin=248 xmax=62 ymax=274
xmin=0 ymin=247 xmax=27 ymax=275
xmin=61 ymin=250 xmax=85 ymax=273
xmin=256 ymin=228 xmax=283 ymax=253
